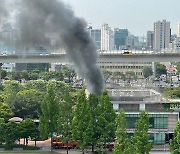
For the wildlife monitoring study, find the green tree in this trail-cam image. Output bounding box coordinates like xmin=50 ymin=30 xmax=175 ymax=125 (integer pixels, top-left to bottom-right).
xmin=38 ymin=87 xmax=59 ymax=151
xmin=40 ymin=71 xmax=64 ymax=81
xmin=58 ymin=89 xmax=74 ymax=154
xmin=132 ymin=111 xmax=153 ymax=154
xmin=29 ymin=72 xmax=39 ymax=80
xmin=96 ymin=90 xmax=116 ymax=151
xmin=113 ymin=109 xmax=134 ymax=154
xmin=19 ymin=118 xmax=36 ymax=145
xmin=10 ymin=71 xmax=21 ymax=81
xmin=1 ymin=70 xmax=7 ymax=79
xmin=14 ymin=89 xmax=43 ymax=119
xmin=20 ymin=70 xmax=29 ymax=80
xmin=88 ymin=93 xmax=99 ymax=152
xmin=156 ymin=63 xmax=167 ymax=78
xmin=170 ymin=121 xmax=180 ymax=154
xmin=3 ymin=80 xmax=22 ymax=108
xmin=4 ymin=121 xmax=20 ymax=146
xmin=46 ymin=80 xmax=70 ymax=100
xmin=163 ymin=86 xmax=180 ymax=99
xmin=25 ymin=80 xmax=46 ymax=92
xmin=46 ymin=80 xmax=69 ymax=93
xmin=72 ymin=89 xmax=94 ymax=153
xmin=0 ymin=121 xmax=5 ymax=145
xmin=39 ymin=72 xmax=51 ymax=81
xmin=125 ymin=71 xmax=137 ymax=83
xmin=52 ymin=71 xmax=64 ymax=81
xmin=31 ymin=126 xmax=40 ymax=147
xmin=0 ymin=103 xmax=13 ymax=122
xmin=143 ymin=66 xmax=153 ymax=78
xmin=62 ymin=65 xmax=76 ymax=83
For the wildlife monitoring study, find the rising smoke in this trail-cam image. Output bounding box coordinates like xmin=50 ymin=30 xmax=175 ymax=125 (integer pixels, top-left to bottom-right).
xmin=0 ymin=0 xmax=103 ymax=95
xmin=0 ymin=0 xmax=8 ymax=19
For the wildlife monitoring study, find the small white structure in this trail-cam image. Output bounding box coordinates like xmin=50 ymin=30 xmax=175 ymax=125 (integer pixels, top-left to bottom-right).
xmin=9 ymin=117 xmax=23 ymax=123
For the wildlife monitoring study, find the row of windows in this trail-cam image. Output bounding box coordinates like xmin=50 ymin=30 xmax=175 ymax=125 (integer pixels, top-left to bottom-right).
xmin=126 ymin=114 xmax=168 ymax=118
xmin=128 ymin=133 xmax=167 ymax=144
xmin=126 ymin=114 xmax=168 ymax=129
xmin=100 ymin=66 xmax=144 ymax=69
xmin=98 ymin=62 xmax=151 ymax=64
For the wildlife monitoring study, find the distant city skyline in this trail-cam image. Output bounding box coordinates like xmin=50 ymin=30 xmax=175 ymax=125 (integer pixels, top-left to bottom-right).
xmin=64 ymin=0 xmax=180 ymax=36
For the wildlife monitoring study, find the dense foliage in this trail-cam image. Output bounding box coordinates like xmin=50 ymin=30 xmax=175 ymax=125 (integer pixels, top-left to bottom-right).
xmin=132 ymin=111 xmax=153 ymax=154
xmin=156 ymin=63 xmax=167 ymax=78
xmin=1 ymin=66 xmax=76 ymax=82
xmin=113 ymin=110 xmax=152 ymax=154
xmin=143 ymin=66 xmax=153 ymax=78
xmin=1 ymin=69 xmax=177 ymax=153
xmin=163 ymin=86 xmax=180 ymax=99
xmin=72 ymin=89 xmax=94 ymax=152
xmin=170 ymin=121 xmax=180 ymax=154
xmin=113 ymin=109 xmax=134 ymax=154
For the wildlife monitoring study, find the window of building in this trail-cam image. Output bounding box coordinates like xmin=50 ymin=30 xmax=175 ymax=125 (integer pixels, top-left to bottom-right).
xmin=126 ymin=114 xmax=168 ymax=129
xmin=154 ymin=133 xmax=165 ymax=144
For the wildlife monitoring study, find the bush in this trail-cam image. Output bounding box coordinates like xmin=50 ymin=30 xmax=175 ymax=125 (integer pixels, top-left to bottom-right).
xmin=23 ymin=145 xmax=40 ymax=150
xmin=0 ymin=144 xmax=40 ymax=150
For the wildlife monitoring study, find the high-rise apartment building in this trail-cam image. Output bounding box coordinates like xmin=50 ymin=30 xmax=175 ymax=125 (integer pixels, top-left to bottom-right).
xmin=177 ymin=22 xmax=180 ymax=37
xmin=88 ymin=26 xmax=101 ymax=50
xmin=146 ymin=31 xmax=154 ymax=50
xmin=126 ymin=35 xmax=139 ymax=47
xmin=138 ymin=36 xmax=146 ymax=48
xmin=1 ymin=23 xmax=16 ymax=52
xmin=175 ymin=37 xmax=180 ymax=51
xmin=114 ymin=28 xmax=129 ymax=50
xmin=154 ymin=20 xmax=171 ymax=51
xmin=101 ymin=24 xmax=114 ymax=50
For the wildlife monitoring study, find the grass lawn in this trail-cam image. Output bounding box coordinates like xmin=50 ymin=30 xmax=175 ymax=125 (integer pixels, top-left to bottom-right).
xmin=0 ymin=152 xmax=55 ymax=154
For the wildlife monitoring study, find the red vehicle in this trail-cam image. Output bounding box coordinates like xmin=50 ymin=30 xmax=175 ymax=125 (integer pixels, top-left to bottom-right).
xmin=96 ymin=139 xmax=116 ymax=149
xmin=52 ymin=135 xmax=79 ymax=149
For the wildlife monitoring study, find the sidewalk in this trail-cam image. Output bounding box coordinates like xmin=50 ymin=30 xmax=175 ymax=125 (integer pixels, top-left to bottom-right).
xmin=54 ymin=149 xmax=112 ymax=154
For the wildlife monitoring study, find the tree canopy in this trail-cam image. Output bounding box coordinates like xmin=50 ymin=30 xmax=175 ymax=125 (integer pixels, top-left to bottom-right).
xmin=96 ymin=90 xmax=116 ymax=144
xmin=0 ymin=103 xmax=13 ymax=122
xmin=14 ymin=89 xmax=43 ymax=119
xmin=38 ymin=87 xmax=59 ymax=140
xmin=143 ymin=66 xmax=153 ymax=78
xmin=156 ymin=63 xmax=167 ymax=78
xmin=113 ymin=109 xmax=134 ymax=154
xmin=132 ymin=111 xmax=153 ymax=154
xmin=170 ymin=121 xmax=180 ymax=154
xmin=72 ymin=89 xmax=94 ymax=151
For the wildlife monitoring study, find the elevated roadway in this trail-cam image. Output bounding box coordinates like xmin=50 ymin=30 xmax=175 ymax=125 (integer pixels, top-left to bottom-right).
xmin=98 ymin=52 xmax=180 ymax=63
xmin=0 ymin=52 xmax=179 ymax=63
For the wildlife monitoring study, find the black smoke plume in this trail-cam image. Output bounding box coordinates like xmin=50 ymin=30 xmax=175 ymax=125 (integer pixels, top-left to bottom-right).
xmin=0 ymin=0 xmax=103 ymax=95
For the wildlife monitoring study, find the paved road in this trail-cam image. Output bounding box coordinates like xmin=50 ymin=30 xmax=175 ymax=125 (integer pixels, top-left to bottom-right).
xmin=55 ymin=150 xmax=170 ymax=154
xmin=21 ymin=139 xmax=171 ymax=154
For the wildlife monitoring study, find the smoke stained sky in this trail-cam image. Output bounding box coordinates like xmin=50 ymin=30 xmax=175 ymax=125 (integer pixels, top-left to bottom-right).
xmin=0 ymin=0 xmax=103 ymax=95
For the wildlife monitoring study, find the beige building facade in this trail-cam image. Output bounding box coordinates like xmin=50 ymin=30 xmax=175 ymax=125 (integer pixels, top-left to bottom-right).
xmin=154 ymin=20 xmax=171 ymax=52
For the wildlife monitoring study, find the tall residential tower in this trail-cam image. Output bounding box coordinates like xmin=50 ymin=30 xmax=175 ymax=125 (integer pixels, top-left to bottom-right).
xmin=154 ymin=20 xmax=171 ymax=51
xmin=177 ymin=22 xmax=180 ymax=37
xmin=101 ymin=24 xmax=114 ymax=50
xmin=88 ymin=26 xmax=101 ymax=50
xmin=146 ymin=31 xmax=154 ymax=50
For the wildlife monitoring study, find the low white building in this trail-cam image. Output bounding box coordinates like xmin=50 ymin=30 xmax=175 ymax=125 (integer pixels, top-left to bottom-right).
xmin=2 ymin=63 xmax=14 ymax=72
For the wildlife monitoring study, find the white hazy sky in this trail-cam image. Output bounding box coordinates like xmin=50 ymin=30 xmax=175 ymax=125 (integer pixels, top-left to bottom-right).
xmin=64 ymin=0 xmax=180 ymax=36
